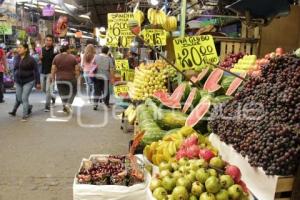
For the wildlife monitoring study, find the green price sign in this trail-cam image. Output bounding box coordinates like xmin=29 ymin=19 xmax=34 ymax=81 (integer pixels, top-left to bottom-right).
xmin=0 ymin=23 xmax=12 ymax=35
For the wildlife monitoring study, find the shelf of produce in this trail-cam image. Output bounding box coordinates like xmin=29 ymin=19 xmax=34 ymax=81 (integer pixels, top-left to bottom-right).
xmin=209 ymin=133 xmax=295 ymax=200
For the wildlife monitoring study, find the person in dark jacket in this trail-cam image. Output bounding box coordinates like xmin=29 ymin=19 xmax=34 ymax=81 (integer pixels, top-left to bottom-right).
xmin=9 ymin=43 xmax=40 ymax=122
xmin=40 ymin=34 xmax=57 ymax=112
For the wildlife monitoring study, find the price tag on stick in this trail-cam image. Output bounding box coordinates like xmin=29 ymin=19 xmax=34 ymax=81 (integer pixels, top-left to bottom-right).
xmin=173 ymin=35 xmax=219 ymax=71
xmin=141 ymin=29 xmax=167 ymax=46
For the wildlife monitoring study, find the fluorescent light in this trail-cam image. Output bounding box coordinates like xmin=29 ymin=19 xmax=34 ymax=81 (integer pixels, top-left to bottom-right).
xmin=55 ymin=9 xmax=68 ymax=14
xmin=24 ymin=3 xmax=37 ymax=8
xmin=150 ymin=0 xmax=159 ymax=6
xmin=79 ymin=15 xmax=90 ymax=19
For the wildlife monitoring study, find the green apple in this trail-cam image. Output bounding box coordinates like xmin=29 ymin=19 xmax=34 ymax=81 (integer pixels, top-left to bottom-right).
xmin=228 ymin=184 xmax=243 ymax=200
xmin=162 ymin=176 xmax=176 ymax=193
xmin=196 ymin=168 xmax=210 ymax=184
xmin=178 ymin=166 xmax=188 ymax=174
xmin=215 ymin=189 xmax=229 ymax=200
xmin=160 ymin=170 xmax=171 ymax=178
xmin=171 ymin=162 xmax=179 ymax=171
xmin=178 ymin=158 xmax=188 ymax=166
xmin=191 ymin=181 xmax=205 ymax=197
xmin=189 ymin=195 xmax=198 ymax=200
xmin=176 ymin=177 xmax=192 ymax=191
xmin=172 ymin=170 xmax=183 ymax=181
xmin=200 ymin=192 xmax=216 ymax=200
xmin=209 ymin=157 xmax=225 ymax=169
xmin=194 ymin=159 xmax=209 ymax=169
xmin=207 ymin=169 xmax=218 ymax=177
xmin=159 ymin=162 xmax=172 ymax=172
xmin=150 ymin=178 xmax=162 ymax=191
xmin=186 ymin=170 xmax=197 ymax=182
xmin=171 ymin=186 xmax=189 ymax=200
xmin=153 ymin=187 xmax=168 ymax=200
xmin=205 ymin=176 xmax=221 ymax=194
xmin=219 ymin=175 xmax=234 ymax=189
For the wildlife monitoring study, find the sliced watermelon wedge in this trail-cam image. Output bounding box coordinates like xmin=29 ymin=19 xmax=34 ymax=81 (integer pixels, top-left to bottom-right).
xmin=185 ymin=98 xmax=211 ymax=127
xmin=191 ymin=68 xmax=210 ymax=84
xmin=153 ymin=90 xmax=170 ymax=101
xmin=225 ymin=73 xmax=247 ymax=96
xmin=203 ymin=68 xmax=224 ymax=93
xmin=182 ymin=88 xmax=201 ymax=113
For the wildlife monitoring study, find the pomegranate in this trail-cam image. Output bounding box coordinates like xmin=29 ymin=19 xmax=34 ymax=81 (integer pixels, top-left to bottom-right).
xmin=225 ymin=165 xmax=242 ymax=183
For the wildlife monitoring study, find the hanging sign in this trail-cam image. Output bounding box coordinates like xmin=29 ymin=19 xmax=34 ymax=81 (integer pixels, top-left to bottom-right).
xmin=114 ymin=85 xmax=129 ymax=97
xmin=0 ymin=22 xmax=12 ymax=35
xmin=115 ymin=59 xmax=129 ymax=71
xmin=53 ymin=16 xmax=68 ymax=37
xmin=106 ymin=13 xmax=134 ymax=48
xmin=141 ymin=29 xmax=167 ymax=46
xmin=42 ymin=4 xmax=55 ymax=17
xmin=26 ymin=25 xmax=39 ymax=37
xmin=173 ymin=35 xmax=219 ymax=71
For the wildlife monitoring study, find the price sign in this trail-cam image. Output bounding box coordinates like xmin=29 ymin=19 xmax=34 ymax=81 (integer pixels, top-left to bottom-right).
xmin=0 ymin=23 xmax=12 ymax=35
xmin=114 ymin=85 xmax=129 ymax=96
xmin=173 ymin=35 xmax=219 ymax=71
xmin=107 ymin=13 xmax=134 ymax=48
xmin=141 ymin=29 xmax=167 ymax=46
xmin=115 ymin=60 xmax=130 ymax=71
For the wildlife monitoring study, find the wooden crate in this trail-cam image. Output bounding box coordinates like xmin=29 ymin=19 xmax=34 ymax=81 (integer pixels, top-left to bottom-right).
xmin=275 ymin=176 xmax=295 ymax=200
xmin=216 ymin=37 xmax=260 ymax=61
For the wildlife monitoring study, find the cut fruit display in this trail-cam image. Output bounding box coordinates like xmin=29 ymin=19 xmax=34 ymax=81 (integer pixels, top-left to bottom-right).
xmin=225 ymin=73 xmax=247 ymax=96
xmin=191 ymin=68 xmax=210 ymax=84
xmin=182 ymin=88 xmax=201 ymax=114
xmin=185 ymin=98 xmax=211 ymax=128
xmin=203 ymin=68 xmax=224 ymax=93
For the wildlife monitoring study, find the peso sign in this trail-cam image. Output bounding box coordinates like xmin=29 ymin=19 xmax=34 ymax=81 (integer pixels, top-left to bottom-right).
xmin=173 ymin=35 xmax=219 ymax=71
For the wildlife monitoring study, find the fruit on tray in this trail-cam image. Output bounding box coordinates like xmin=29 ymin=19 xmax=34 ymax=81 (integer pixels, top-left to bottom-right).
xmin=143 ymin=126 xmax=197 ymax=165
xmin=203 ymin=68 xmax=224 ymax=93
xmin=230 ymin=55 xmax=257 ymax=74
xmin=191 ymin=68 xmax=211 ymax=85
xmin=209 ymin=54 xmax=300 ymax=175
xmin=76 ymin=155 xmax=144 ymax=186
xmin=147 ymin=8 xmax=167 ymax=26
xmin=220 ymin=52 xmax=245 ymax=69
xmin=150 ymin=157 xmax=250 ymax=200
xmin=225 ymin=73 xmax=247 ymax=96
xmin=155 ymin=109 xmax=188 ymax=130
xmin=128 ymin=61 xmax=168 ymax=101
xmin=182 ymin=88 xmax=201 ymax=114
xmin=161 ymin=16 xmax=178 ymax=32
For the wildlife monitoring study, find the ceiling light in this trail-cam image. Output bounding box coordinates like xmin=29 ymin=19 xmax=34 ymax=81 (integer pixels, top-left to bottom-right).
xmin=79 ymin=15 xmax=90 ymax=19
xmin=150 ymin=0 xmax=159 ymax=6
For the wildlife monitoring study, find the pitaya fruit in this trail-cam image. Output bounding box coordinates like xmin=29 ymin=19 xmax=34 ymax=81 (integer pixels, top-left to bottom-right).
xmin=199 ymin=149 xmax=215 ymax=161
xmin=225 ymin=165 xmax=242 ymax=183
xmin=186 ymin=145 xmax=200 ymax=159
xmin=181 ymin=135 xmax=198 ymax=148
xmin=176 ymin=149 xmax=187 ymax=160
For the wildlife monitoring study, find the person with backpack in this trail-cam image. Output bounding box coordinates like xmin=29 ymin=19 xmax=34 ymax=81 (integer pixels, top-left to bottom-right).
xmin=0 ymin=48 xmax=7 ymax=103
xmin=50 ymin=44 xmax=80 ymax=114
xmin=40 ymin=34 xmax=57 ymax=112
xmin=9 ymin=43 xmax=40 ymax=121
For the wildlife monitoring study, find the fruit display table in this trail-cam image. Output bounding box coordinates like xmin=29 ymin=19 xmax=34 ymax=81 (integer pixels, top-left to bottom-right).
xmin=209 ymin=133 xmax=295 ymax=200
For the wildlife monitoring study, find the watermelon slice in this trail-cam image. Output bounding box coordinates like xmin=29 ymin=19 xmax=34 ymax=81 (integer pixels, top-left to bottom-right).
xmin=203 ymin=68 xmax=224 ymax=93
xmin=153 ymin=90 xmax=170 ymax=101
xmin=191 ymin=68 xmax=210 ymax=84
xmin=182 ymin=88 xmax=201 ymax=113
xmin=185 ymin=98 xmax=211 ymax=128
xmin=225 ymin=73 xmax=247 ymax=96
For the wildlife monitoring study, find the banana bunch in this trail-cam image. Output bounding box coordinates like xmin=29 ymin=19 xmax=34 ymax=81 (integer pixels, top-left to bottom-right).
xmin=147 ymin=8 xmax=167 ymax=26
xmin=144 ymin=127 xmax=196 ymax=165
xmin=128 ymin=62 xmax=168 ymax=100
xmin=133 ymin=8 xmax=144 ymax=26
xmin=162 ymin=16 xmax=178 ymax=32
xmin=124 ymin=104 xmax=136 ymax=125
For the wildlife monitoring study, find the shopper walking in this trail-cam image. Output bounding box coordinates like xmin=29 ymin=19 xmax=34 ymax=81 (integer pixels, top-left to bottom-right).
xmin=0 ymin=48 xmax=7 ymax=103
xmin=9 ymin=43 xmax=40 ymax=121
xmin=51 ymin=45 xmax=80 ymax=114
xmin=41 ymin=34 xmax=57 ymax=112
xmin=93 ymin=46 xmax=114 ymax=110
xmin=81 ymin=44 xmax=96 ymax=102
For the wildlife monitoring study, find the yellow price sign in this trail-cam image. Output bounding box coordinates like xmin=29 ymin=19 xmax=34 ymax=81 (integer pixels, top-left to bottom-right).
xmin=114 ymin=85 xmax=129 ymax=96
xmin=173 ymin=35 xmax=219 ymax=71
xmin=107 ymin=13 xmax=134 ymax=48
xmin=115 ymin=60 xmax=129 ymax=71
xmin=0 ymin=22 xmax=12 ymax=35
xmin=141 ymin=29 xmax=167 ymax=46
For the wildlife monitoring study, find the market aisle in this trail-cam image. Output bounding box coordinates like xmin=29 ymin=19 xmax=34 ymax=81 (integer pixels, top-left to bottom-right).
xmin=0 ymin=92 xmax=132 ymax=200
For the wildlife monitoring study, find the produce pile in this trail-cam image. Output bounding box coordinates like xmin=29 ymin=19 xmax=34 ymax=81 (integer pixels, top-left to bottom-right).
xmin=128 ymin=61 xmax=168 ymax=101
xmin=220 ymin=53 xmax=244 ymax=69
xmin=147 ymin=8 xmax=177 ymax=31
xmin=209 ymin=54 xmax=300 ymax=175
xmin=76 ymin=155 xmax=144 ymax=186
xmin=150 ymin=156 xmax=250 ymax=200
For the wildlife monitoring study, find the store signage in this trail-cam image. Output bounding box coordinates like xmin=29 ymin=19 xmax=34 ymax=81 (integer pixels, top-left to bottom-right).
xmin=141 ymin=29 xmax=167 ymax=46
xmin=115 ymin=59 xmax=129 ymax=71
xmin=173 ymin=35 xmax=219 ymax=71
xmin=26 ymin=25 xmax=39 ymax=37
xmin=42 ymin=4 xmax=55 ymax=17
xmin=53 ymin=16 xmax=68 ymax=37
xmin=106 ymin=13 xmax=134 ymax=48
xmin=0 ymin=22 xmax=12 ymax=35
xmin=114 ymin=85 xmax=129 ymax=96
